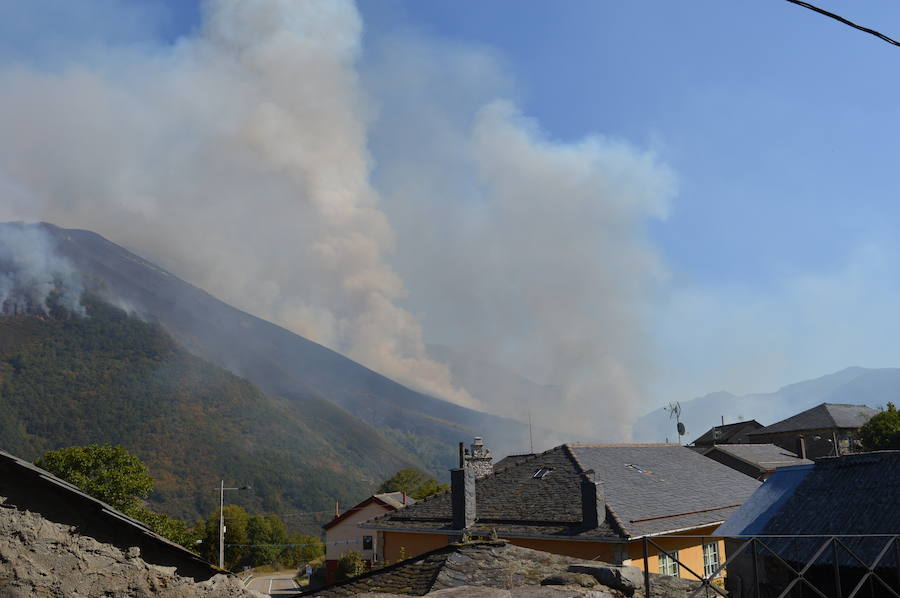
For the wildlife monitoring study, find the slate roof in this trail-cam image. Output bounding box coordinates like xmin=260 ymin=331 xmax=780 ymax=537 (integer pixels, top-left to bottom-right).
xmin=493 ymin=453 xmax=536 ymax=470
xmin=364 ymin=444 xmax=761 ymax=540
xmin=375 ymin=492 xmax=416 ymax=510
xmin=691 ymin=420 xmax=763 ymax=446
xmin=302 ymin=540 xmax=700 ymax=597
xmin=717 ymin=451 xmax=900 ymax=565
xmin=301 ymin=541 xmax=584 ymax=597
xmin=703 ymin=444 xmax=813 ymax=471
xmin=0 ymin=449 xmax=217 ymax=580
xmin=749 ymin=403 xmax=877 ymax=436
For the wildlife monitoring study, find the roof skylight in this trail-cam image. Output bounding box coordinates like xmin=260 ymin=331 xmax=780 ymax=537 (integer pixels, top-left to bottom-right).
xmin=532 ymin=467 xmax=554 ymax=479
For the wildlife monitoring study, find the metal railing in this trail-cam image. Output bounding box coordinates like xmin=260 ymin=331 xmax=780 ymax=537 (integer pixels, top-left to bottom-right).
xmin=639 ymin=534 xmax=900 ymax=598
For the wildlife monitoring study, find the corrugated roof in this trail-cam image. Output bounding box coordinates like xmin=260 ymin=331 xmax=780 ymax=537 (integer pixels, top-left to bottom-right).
xmin=364 ymin=444 xmax=761 ymax=540
xmin=749 ymin=403 xmax=878 ymax=435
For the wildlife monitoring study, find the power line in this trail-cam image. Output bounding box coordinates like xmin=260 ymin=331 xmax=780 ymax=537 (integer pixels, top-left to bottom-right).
xmin=785 ymin=0 xmax=900 ymax=47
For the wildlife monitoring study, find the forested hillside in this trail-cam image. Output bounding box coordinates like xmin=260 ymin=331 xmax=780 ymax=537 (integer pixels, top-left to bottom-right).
xmin=31 ymin=223 xmax=526 ymax=469
xmin=0 ymin=297 xmax=421 ymax=528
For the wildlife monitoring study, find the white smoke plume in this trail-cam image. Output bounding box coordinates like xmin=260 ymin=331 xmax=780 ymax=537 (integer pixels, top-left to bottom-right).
xmin=0 ymin=224 xmax=84 ymax=316
xmin=0 ymin=1 xmax=676 ymax=438
xmin=0 ymin=0 xmax=477 ymax=409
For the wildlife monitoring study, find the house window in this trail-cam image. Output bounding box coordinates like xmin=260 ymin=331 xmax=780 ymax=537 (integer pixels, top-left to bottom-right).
xmin=703 ymin=542 xmax=720 ymax=578
xmin=658 ymin=549 xmax=679 ymax=576
xmin=363 ymin=535 xmax=373 ymax=550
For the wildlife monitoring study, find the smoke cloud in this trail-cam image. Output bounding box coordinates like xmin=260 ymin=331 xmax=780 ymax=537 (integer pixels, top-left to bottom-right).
xmin=0 ymin=1 xmax=676 ymax=438
xmin=0 ymin=0 xmax=478 ymax=409
xmin=0 ymin=224 xmax=84 ymax=316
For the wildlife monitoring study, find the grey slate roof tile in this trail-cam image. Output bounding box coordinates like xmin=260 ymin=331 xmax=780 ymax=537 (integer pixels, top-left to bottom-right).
xmin=365 ymin=444 xmax=761 ymax=540
xmin=719 ymin=451 xmax=900 ymax=565
xmin=705 ymin=443 xmax=813 ymax=470
xmin=302 ymin=540 xmax=702 ymax=597
xmin=690 ymin=420 xmax=763 ymax=446
xmin=749 ymin=403 xmax=878 ymax=435
xmin=568 ymin=444 xmax=762 ymax=537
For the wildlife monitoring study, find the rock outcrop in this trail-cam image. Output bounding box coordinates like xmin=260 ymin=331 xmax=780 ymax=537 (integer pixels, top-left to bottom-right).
xmin=0 ymin=503 xmax=263 ymax=598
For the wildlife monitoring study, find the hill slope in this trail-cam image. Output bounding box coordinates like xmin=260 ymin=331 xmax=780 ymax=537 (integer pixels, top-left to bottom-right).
xmin=0 ymin=297 xmax=420 ymax=525
xmin=29 ymin=222 xmax=527 ymax=467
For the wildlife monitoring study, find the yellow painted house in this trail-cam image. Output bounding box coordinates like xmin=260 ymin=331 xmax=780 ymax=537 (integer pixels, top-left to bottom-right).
xmin=362 ymin=443 xmax=761 ymax=581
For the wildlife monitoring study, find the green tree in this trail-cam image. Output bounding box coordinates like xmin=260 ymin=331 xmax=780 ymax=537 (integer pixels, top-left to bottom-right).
xmin=246 ymin=514 xmax=288 ymax=568
xmin=859 ymin=402 xmax=900 ymax=450
xmin=376 ymin=468 xmax=448 ymax=500
xmin=135 ymin=510 xmax=200 ymax=548
xmin=279 ymin=533 xmax=324 ymax=568
xmin=336 ymin=550 xmax=366 ymax=580
xmin=35 ymin=444 xmax=153 ymax=515
xmin=200 ymin=504 xmax=249 ymax=570
xmin=35 ymin=444 xmax=201 ymax=550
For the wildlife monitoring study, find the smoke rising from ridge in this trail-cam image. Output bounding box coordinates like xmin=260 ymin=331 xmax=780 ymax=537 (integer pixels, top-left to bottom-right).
xmin=0 ymin=0 xmax=477 ymax=409
xmin=0 ymin=1 xmax=676 ymax=438
xmin=0 ymin=224 xmax=84 ymax=316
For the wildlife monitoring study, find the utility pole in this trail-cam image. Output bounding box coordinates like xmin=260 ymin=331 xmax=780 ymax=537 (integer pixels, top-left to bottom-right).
xmin=219 ymin=480 xmax=225 ymax=569
xmin=218 ymin=481 xmax=251 ymax=570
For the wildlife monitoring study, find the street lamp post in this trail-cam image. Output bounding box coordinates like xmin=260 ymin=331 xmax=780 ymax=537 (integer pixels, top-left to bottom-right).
xmin=218 ymin=480 xmax=251 ymax=570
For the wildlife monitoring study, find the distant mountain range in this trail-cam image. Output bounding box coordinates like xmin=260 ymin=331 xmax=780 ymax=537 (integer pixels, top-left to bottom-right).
xmin=633 ymin=366 xmax=895 ymax=443
xmin=6 ymin=222 xmax=527 ymax=471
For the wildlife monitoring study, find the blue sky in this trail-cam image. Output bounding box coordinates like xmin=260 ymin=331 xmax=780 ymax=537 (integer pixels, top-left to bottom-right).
xmin=4 ymin=0 xmax=900 ymax=424
xmin=362 ymin=0 xmax=900 ymax=402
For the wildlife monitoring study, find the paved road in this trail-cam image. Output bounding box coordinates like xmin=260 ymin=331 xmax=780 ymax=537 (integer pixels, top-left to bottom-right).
xmin=246 ymin=572 xmax=302 ymax=597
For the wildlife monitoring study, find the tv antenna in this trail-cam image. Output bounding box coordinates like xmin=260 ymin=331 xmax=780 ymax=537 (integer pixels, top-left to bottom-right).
xmin=664 ymin=402 xmax=685 ymax=445
xmin=528 ymin=413 xmax=534 ymax=454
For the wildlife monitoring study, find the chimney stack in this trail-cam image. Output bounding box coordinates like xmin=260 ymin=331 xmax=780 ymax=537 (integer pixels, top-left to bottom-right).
xmin=580 ymin=470 xmax=601 ymax=529
xmin=451 ymin=467 xmax=476 ymax=529
xmin=797 ymin=436 xmax=807 ymax=460
xmin=463 ymin=437 xmax=494 ymax=478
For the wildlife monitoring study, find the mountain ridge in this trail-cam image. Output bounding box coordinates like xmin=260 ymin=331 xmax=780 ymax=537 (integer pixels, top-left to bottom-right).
xmin=633 ymin=366 xmax=894 ymax=442
xmin=10 ymin=222 xmax=529 ymax=470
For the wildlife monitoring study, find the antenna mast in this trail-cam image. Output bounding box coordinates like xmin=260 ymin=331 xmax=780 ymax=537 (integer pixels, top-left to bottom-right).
xmin=528 ymin=413 xmax=534 ymax=454
xmin=664 ymin=402 xmax=685 ymax=445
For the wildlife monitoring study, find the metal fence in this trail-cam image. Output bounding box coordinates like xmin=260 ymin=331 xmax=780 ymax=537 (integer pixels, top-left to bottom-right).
xmin=639 ymin=534 xmax=900 ymax=598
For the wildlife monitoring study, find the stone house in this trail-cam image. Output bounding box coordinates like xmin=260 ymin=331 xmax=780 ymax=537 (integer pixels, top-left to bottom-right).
xmin=323 ymin=492 xmax=415 ymax=582
xmin=748 ymin=403 xmax=878 ymax=458
xmin=361 ymin=443 xmax=761 ymax=582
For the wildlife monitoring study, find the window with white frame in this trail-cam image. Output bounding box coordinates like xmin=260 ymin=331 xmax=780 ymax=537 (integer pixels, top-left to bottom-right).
xmin=703 ymin=542 xmax=720 ymax=578
xmin=658 ymin=549 xmax=679 ymax=576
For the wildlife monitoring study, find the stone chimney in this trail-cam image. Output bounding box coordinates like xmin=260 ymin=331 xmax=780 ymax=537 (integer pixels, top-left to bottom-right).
xmin=463 ymin=437 xmax=494 ymax=478
xmin=580 ymin=469 xmax=601 ymax=529
xmin=451 ymin=466 xmax=476 ymax=529
xmin=796 ymin=435 xmax=807 ymax=460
